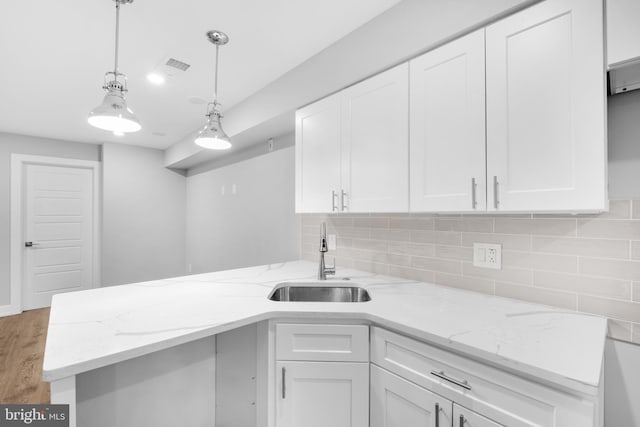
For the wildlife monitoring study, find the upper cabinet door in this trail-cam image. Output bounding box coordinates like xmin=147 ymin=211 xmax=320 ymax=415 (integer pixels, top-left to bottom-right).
xmin=295 ymin=93 xmax=342 ymax=213
xmin=607 ymin=0 xmax=640 ymax=66
xmin=341 ymin=64 xmax=409 ymax=212
xmin=409 ymin=29 xmax=486 ymax=212
xmin=486 ymin=0 xmax=607 ymax=212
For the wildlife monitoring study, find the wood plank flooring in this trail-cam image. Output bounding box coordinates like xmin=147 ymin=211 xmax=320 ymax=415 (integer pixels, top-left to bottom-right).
xmin=0 ymin=308 xmax=50 ymax=404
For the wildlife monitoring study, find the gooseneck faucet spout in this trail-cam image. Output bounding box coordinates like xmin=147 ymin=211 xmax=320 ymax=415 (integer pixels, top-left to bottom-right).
xmin=318 ymin=222 xmax=335 ymax=280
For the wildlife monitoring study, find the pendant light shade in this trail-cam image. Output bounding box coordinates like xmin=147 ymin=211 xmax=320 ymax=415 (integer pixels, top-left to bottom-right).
xmin=88 ymin=0 xmax=141 ymax=133
xmin=88 ymin=80 xmax=141 ymax=133
xmin=194 ymin=107 xmax=231 ymax=150
xmin=195 ymin=30 xmax=231 ymax=150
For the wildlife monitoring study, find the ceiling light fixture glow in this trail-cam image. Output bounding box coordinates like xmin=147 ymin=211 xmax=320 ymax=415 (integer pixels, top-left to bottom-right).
xmin=146 ymin=73 xmax=166 ymax=85
xmin=113 ymin=131 xmax=124 ymax=137
xmin=88 ymin=0 xmax=141 ymax=134
xmin=194 ymin=30 xmax=231 ymax=150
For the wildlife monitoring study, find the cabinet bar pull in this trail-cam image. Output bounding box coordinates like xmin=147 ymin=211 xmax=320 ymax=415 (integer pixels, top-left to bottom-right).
xmin=282 ymin=367 xmax=286 ymax=399
xmin=341 ymin=189 xmax=348 ymax=211
xmin=460 ymin=414 xmax=465 ymax=427
xmin=471 ymin=178 xmax=477 ymax=209
xmin=430 ymin=370 xmax=472 ymax=391
xmin=435 ymin=403 xmax=440 ymax=427
xmin=493 ymin=176 xmax=499 ymax=209
xmin=331 ymin=190 xmax=338 ymax=212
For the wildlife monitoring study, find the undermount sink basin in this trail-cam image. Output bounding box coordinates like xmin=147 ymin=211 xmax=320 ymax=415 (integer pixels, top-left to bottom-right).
xmin=268 ymin=282 xmax=371 ymax=303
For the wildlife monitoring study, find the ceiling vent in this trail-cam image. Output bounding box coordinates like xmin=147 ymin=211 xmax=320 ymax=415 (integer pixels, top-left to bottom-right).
xmin=165 ymin=58 xmax=191 ymax=73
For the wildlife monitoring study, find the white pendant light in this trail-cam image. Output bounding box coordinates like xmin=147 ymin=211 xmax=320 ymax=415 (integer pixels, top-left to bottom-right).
xmin=88 ymin=0 xmax=141 ymax=133
xmin=195 ymin=30 xmax=231 ymax=150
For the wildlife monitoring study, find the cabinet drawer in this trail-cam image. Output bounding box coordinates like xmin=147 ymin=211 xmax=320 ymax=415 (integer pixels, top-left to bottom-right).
xmin=371 ymin=327 xmax=596 ymax=427
xmin=276 ymin=324 xmax=369 ymax=362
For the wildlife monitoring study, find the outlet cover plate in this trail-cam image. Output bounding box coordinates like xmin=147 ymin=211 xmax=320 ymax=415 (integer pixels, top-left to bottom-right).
xmin=473 ymin=243 xmax=502 ymax=270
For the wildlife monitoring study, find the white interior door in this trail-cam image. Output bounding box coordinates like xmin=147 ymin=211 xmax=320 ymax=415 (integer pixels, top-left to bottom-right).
xmin=23 ymin=163 xmax=95 ymax=309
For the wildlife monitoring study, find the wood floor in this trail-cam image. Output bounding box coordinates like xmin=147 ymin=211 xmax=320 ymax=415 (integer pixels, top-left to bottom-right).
xmin=0 ymin=308 xmax=50 ymax=403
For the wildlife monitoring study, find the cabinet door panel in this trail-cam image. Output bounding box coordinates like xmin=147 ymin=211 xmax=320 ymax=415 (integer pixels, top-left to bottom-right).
xmin=277 ymin=361 xmax=368 ymax=427
xmin=342 ymin=64 xmax=409 ymax=212
xmin=410 ymin=29 xmax=486 ymax=212
xmin=371 ymin=365 xmax=452 ymax=427
xmin=295 ymin=94 xmax=342 ymax=213
xmin=607 ymin=0 xmax=640 ymax=66
xmin=486 ymin=0 xmax=606 ymax=212
xmin=454 ymin=404 xmax=504 ymax=427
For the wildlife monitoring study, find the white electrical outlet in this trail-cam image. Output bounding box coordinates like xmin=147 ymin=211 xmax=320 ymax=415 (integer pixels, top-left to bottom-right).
xmin=473 ymin=243 xmax=502 ymax=270
xmin=327 ymin=234 xmax=337 ymax=251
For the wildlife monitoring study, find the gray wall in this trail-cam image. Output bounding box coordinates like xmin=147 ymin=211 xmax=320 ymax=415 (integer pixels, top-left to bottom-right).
xmin=0 ymin=132 xmax=100 ymax=307
xmin=102 ymin=143 xmax=186 ymax=286
xmin=608 ymin=90 xmax=640 ymax=198
xmin=186 ymin=145 xmax=300 ymax=273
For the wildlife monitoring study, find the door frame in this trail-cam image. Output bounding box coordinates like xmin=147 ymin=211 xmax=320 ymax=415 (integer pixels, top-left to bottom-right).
xmin=5 ymin=154 xmax=101 ymax=316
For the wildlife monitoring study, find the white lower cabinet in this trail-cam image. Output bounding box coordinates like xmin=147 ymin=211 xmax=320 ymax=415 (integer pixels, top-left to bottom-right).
xmin=371 ymin=364 xmax=452 ymax=427
xmin=271 ymin=324 xmax=602 ymax=427
xmin=276 ymin=361 xmax=369 ymax=427
xmin=454 ymin=404 xmax=503 ymax=427
xmin=274 ymin=323 xmax=370 ymax=427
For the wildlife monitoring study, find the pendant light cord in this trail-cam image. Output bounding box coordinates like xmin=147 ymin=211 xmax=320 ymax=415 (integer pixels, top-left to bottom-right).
xmin=114 ymin=0 xmax=121 ymax=75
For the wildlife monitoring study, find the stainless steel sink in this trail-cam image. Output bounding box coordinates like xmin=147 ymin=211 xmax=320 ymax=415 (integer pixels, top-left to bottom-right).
xmin=268 ymin=282 xmax=371 ymax=302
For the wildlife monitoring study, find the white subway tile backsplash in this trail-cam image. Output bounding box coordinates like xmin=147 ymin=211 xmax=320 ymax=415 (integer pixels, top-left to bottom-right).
xmin=435 ymin=273 xmax=494 ymax=295
xmin=435 ymin=218 xmax=494 ymax=233
xmin=301 ymin=199 xmax=640 ymax=343
xmin=579 ymin=257 xmax=640 ymax=281
xmin=578 ymin=295 xmax=640 ymax=323
xmin=532 ymin=236 xmax=629 ymax=259
xmin=533 ymin=271 xmax=631 ymax=300
xmin=608 ymin=319 xmax=632 ymax=341
xmin=577 ymin=219 xmax=640 ymax=240
xmin=461 ymin=232 xmax=531 ymax=251
xmin=502 ymin=251 xmax=578 ymax=273
xmin=494 ymin=218 xmax=577 ymax=236
xmin=495 ymin=282 xmax=577 ymax=310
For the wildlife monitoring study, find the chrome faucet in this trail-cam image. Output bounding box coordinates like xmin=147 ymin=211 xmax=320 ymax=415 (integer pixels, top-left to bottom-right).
xmin=318 ymin=222 xmax=335 ymax=280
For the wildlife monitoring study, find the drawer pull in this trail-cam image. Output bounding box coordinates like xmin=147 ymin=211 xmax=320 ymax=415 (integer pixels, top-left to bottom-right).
xmin=430 ymin=370 xmax=471 ymax=391
xmin=282 ymin=367 xmax=286 ymax=399
xmin=460 ymin=414 xmax=466 ymax=426
xmin=435 ymin=403 xmax=440 ymax=427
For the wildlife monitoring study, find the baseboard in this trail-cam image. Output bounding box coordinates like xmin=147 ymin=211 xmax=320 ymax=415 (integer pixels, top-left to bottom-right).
xmin=0 ymin=304 xmax=21 ymax=317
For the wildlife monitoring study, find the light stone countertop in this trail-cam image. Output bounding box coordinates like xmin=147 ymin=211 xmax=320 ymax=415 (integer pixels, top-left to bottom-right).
xmin=43 ymin=260 xmax=607 ymax=395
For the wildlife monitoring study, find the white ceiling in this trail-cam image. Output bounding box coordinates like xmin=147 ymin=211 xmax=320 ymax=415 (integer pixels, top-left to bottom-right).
xmin=0 ymin=0 xmax=401 ymax=149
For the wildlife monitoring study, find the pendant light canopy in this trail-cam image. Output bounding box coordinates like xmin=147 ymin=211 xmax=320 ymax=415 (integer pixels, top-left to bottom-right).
xmin=195 ymin=30 xmax=231 ymax=150
xmin=88 ymin=0 xmax=141 ymax=133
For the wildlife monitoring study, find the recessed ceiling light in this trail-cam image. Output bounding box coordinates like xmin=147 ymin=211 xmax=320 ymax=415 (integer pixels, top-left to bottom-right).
xmin=146 ymin=73 xmax=166 ymax=85
xmin=113 ymin=131 xmax=124 ymax=137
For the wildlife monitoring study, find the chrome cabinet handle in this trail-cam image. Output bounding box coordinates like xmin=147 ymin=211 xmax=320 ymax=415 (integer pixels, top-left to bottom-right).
xmin=341 ymin=190 xmax=348 ymax=211
xmin=435 ymin=403 xmax=440 ymax=427
xmin=282 ymin=367 xmax=286 ymax=399
xmin=331 ymin=190 xmax=338 ymax=212
xmin=471 ymin=178 xmax=477 ymax=209
xmin=493 ymin=176 xmax=499 ymax=209
xmin=430 ymin=370 xmax=471 ymax=391
xmin=460 ymin=414 xmax=465 ymax=427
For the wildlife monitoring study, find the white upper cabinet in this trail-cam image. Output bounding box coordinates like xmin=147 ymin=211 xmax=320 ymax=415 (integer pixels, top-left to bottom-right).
xmin=295 ymin=94 xmax=342 ymax=213
xmin=607 ymin=0 xmax=640 ymax=66
xmin=409 ymin=29 xmax=486 ymax=212
xmin=295 ymin=64 xmax=409 ymax=213
xmin=486 ymin=0 xmax=607 ymax=212
xmin=342 ymin=64 xmax=409 ymax=212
